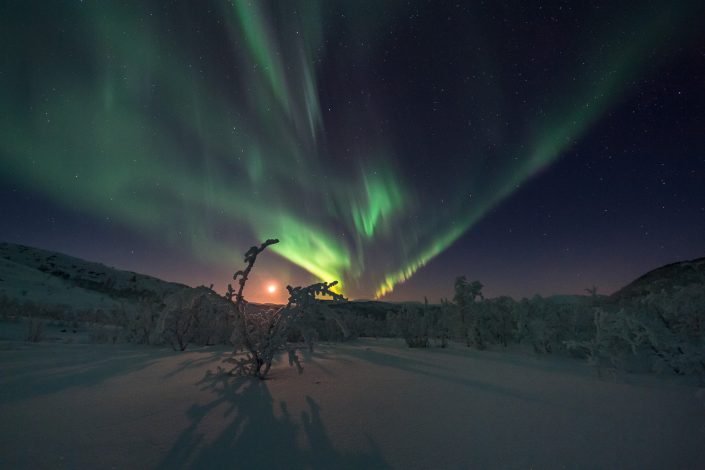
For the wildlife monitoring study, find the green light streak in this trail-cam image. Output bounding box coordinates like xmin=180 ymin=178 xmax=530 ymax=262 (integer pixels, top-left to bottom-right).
xmin=351 ymin=167 xmax=405 ymax=238
xmin=231 ymin=0 xmax=291 ymax=116
xmin=372 ymin=3 xmax=696 ymax=298
xmin=0 ymin=1 xmax=698 ymax=300
xmin=254 ymin=212 xmax=351 ymax=290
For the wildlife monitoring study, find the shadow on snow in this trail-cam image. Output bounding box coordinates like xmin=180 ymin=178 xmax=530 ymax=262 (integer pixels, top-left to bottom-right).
xmin=158 ymin=369 xmax=389 ymax=469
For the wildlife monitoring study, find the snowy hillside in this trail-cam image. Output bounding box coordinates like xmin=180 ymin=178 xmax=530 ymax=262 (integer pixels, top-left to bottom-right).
xmin=0 ymin=242 xmax=192 ymax=312
xmin=611 ymin=257 xmax=705 ymax=302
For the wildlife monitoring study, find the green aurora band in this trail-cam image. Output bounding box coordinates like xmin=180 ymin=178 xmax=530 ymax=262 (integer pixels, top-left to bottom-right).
xmin=0 ymin=1 xmax=698 ymax=299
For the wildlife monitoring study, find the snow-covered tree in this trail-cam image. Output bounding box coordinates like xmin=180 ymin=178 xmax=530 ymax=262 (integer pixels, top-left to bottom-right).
xmin=453 ymin=276 xmax=485 ymax=347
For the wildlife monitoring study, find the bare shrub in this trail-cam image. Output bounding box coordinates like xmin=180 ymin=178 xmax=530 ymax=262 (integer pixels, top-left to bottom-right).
xmin=388 ymin=298 xmax=450 ymax=348
xmin=388 ymin=304 xmax=429 ymax=348
xmin=515 ymin=296 xmax=589 ymax=354
xmin=224 ymin=239 xmax=347 ymax=379
xmin=453 ymin=277 xmax=485 ymax=348
xmin=156 ymin=288 xmax=232 ymax=351
xmin=122 ymin=298 xmax=162 ymax=344
xmin=565 ymin=308 xmax=651 ymax=376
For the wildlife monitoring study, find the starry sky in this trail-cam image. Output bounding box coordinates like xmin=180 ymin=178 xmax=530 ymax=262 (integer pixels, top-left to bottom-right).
xmin=1 ymin=1 xmax=704 ymax=303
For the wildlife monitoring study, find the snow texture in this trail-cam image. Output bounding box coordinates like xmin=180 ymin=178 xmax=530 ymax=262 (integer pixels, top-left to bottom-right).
xmin=1 ymin=338 xmax=703 ymax=469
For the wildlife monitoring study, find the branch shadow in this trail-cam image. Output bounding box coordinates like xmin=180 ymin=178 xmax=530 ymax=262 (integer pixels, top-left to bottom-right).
xmin=162 ymin=350 xmax=230 ymax=379
xmin=0 ymin=344 xmax=170 ymax=404
xmin=158 ymin=368 xmax=390 ymax=469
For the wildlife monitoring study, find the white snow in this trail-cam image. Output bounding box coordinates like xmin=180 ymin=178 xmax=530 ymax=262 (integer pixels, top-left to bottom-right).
xmin=0 ymin=243 xmax=189 ymax=312
xmin=1 ymin=338 xmax=703 ymax=469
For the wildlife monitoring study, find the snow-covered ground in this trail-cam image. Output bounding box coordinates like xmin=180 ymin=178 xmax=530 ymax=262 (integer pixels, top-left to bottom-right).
xmin=1 ymin=338 xmax=703 ymax=469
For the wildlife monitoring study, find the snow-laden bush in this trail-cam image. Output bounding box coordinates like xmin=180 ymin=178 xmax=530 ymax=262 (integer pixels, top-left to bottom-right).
xmin=452 ymin=278 xmax=518 ymax=349
xmin=120 ymin=298 xmax=161 ymax=345
xmin=349 ymin=313 xmax=392 ymax=339
xmin=453 ymin=276 xmax=484 ymax=347
xmin=225 ymin=239 xmax=347 ymax=379
xmin=565 ymin=308 xmax=652 ymax=375
xmin=388 ymin=304 xmax=429 ymax=348
xmin=563 ymin=285 xmax=705 ymax=379
xmin=475 ymin=296 xmax=517 ymax=348
xmin=634 ymin=285 xmax=705 ymax=377
xmin=228 ymin=304 xmax=296 ymax=376
xmin=449 ymin=278 xmax=603 ymax=353
xmin=430 ymin=300 xmax=452 ymax=347
xmin=515 ymin=296 xmax=593 ymax=354
xmin=388 ymin=298 xmax=450 ymax=348
xmin=227 ymin=281 xmax=347 ymax=377
xmin=156 ymin=287 xmax=232 ymax=351
xmin=286 ymin=283 xmax=350 ymax=350
xmin=516 ymin=296 xmax=558 ymax=353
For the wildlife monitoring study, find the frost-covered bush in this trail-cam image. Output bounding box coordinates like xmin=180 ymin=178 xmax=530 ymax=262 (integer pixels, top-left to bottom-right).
xmin=565 ymin=308 xmax=651 ymax=375
xmin=284 ymin=287 xmax=350 ymax=349
xmin=156 ymin=287 xmax=232 ymax=351
xmin=477 ymin=296 xmax=517 ymax=347
xmin=228 ymin=304 xmax=296 ymax=376
xmin=452 ymin=279 xmax=518 ymax=349
xmin=339 ymin=314 xmax=363 ymax=339
xmin=640 ymin=284 xmax=704 ymax=341
xmin=228 ymin=281 xmax=347 ymax=377
xmin=388 ymin=304 xmax=429 ymax=348
xmin=225 ymin=239 xmax=347 ymax=379
xmin=326 ymin=302 xmax=396 ymax=339
xmin=159 ymin=296 xmax=199 ymax=351
xmin=562 ymin=285 xmax=705 ymax=379
xmin=515 ymin=296 xmax=591 ymax=354
xmin=388 ymin=298 xmax=450 ymax=348
xmin=633 ymin=285 xmax=705 ymax=377
xmin=515 ymin=296 xmax=556 ymax=353
xmin=453 ymin=277 xmax=485 ymax=347
xmin=429 ymin=300 xmax=452 ymax=347
xmin=121 ymin=298 xmax=162 ymax=344
xmin=192 ymin=294 xmax=231 ymax=346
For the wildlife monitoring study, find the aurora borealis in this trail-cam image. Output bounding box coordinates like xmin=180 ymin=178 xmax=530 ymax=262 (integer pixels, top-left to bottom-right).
xmin=2 ymin=1 xmax=704 ymax=302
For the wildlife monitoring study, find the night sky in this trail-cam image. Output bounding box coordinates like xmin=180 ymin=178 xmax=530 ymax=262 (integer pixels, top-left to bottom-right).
xmin=1 ymin=1 xmax=703 ymax=303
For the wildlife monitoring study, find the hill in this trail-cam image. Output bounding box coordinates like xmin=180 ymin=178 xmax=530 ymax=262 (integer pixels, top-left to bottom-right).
xmin=2 ymin=241 xmax=702 ymax=317
xmin=0 ymin=242 xmax=193 ymax=313
xmin=611 ymin=257 xmax=705 ymax=302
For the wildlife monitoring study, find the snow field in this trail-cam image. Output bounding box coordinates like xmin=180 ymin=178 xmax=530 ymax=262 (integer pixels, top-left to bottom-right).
xmin=1 ymin=339 xmax=703 ymax=469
